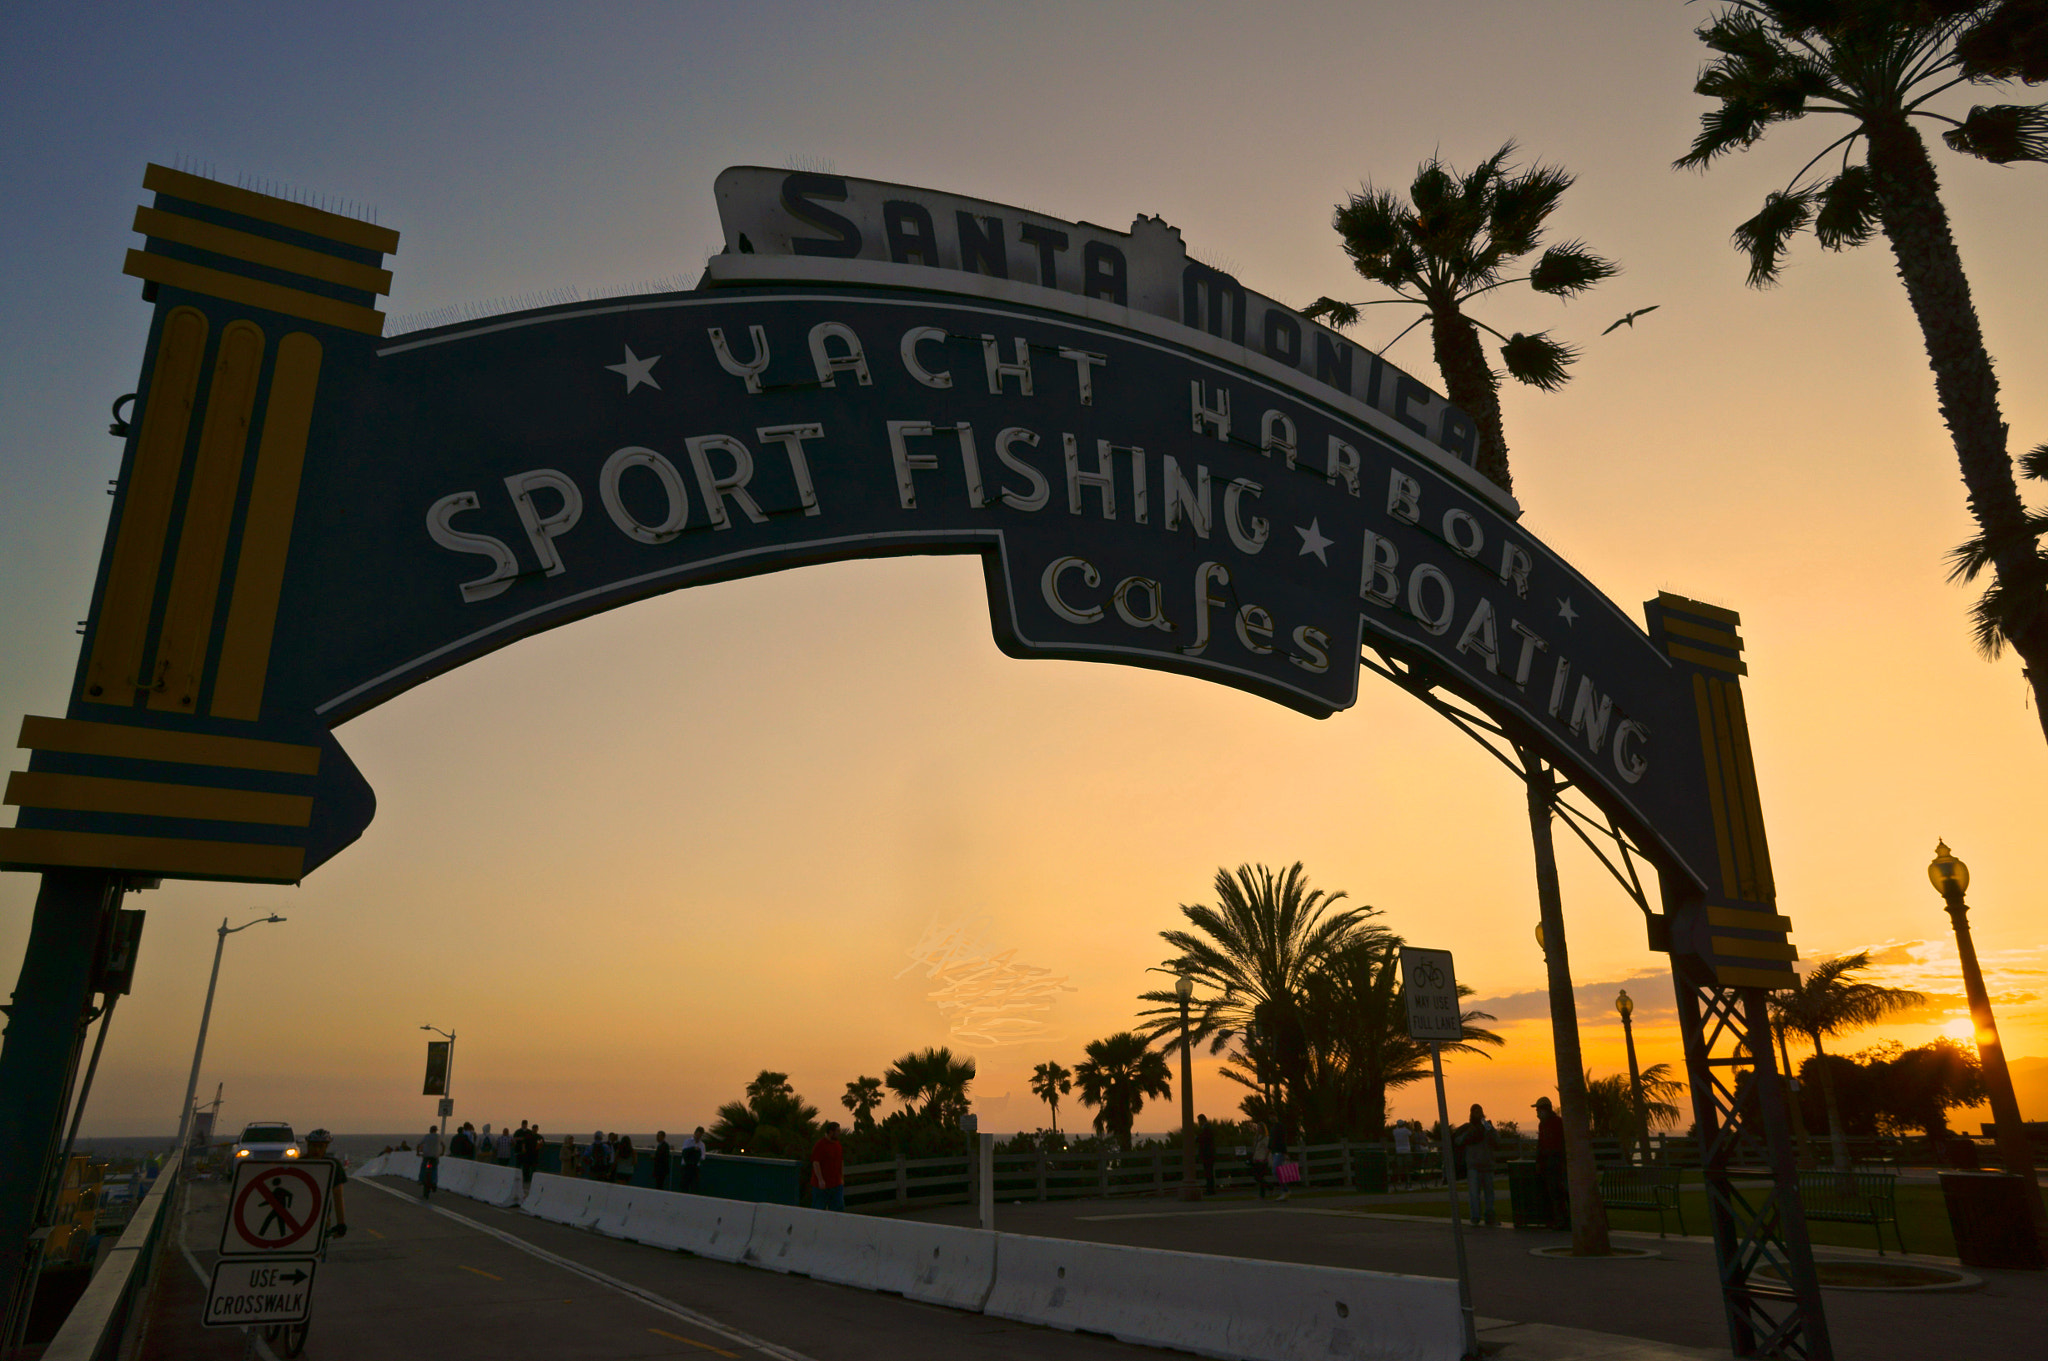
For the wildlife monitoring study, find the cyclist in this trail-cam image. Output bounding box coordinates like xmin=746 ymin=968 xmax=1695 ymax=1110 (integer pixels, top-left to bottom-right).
xmin=300 ymin=1129 xmax=349 ymax=1238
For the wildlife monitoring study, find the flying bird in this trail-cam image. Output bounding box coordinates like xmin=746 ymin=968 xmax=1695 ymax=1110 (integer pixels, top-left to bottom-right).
xmin=1602 ymin=305 xmax=1660 ymax=336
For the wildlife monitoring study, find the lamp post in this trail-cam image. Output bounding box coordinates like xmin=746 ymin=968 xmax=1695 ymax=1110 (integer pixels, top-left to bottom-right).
xmin=1175 ymin=971 xmax=1201 ymax=1201
xmin=1928 ymin=841 xmax=2047 ymax=1244
xmin=175 ymin=914 xmax=286 ymax=1159
xmin=422 ymin=1025 xmax=456 ymax=1137
xmin=1615 ymin=989 xmax=1649 ymax=1166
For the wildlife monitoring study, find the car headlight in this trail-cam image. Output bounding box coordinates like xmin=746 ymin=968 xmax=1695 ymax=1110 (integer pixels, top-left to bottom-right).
xmin=285 ymin=1149 xmax=299 ymax=1157
xmin=236 ymin=1149 xmax=249 ymax=1157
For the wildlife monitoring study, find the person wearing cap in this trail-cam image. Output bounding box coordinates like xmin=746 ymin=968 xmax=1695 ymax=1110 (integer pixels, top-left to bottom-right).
xmin=1533 ymin=1096 xmax=1568 ymax=1229
xmin=300 ymin=1129 xmax=349 ymax=1239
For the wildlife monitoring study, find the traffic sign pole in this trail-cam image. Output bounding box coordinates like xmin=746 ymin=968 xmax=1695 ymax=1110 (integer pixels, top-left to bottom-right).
xmin=1405 ymin=947 xmax=1478 ymax=1361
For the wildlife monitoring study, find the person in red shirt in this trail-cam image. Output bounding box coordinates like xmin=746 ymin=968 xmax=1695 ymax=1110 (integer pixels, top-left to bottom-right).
xmin=808 ymin=1121 xmax=846 ymax=1212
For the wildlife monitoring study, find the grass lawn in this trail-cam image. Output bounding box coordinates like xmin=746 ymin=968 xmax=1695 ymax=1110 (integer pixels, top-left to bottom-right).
xmin=1349 ymin=1179 xmax=2047 ymax=1258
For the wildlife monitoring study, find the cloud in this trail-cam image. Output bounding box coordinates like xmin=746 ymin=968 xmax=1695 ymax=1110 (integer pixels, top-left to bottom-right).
xmin=1466 ymin=969 xmax=1674 ymax=1024
xmin=899 ymin=916 xmax=1077 ymax=1048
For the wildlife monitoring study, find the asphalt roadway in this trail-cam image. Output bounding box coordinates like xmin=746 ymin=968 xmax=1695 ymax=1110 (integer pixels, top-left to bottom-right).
xmin=140 ymin=1176 xmax=2047 ymax=1360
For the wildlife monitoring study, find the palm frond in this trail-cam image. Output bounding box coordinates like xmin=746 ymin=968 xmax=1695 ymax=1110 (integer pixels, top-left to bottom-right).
xmin=1943 ymin=102 xmax=2048 ymax=163
xmin=1499 ymin=332 xmax=1579 ymax=390
xmin=1303 ymin=296 xmax=1361 ymax=328
xmin=2021 ymin=441 xmax=2048 ymax=482
xmin=1956 ymin=2 xmax=2048 ymax=83
xmin=1813 ymin=165 xmax=1880 ymax=248
xmin=1962 ymin=555 xmax=2048 ymax=659
xmin=1528 ymin=240 xmax=1620 ymax=296
xmin=1733 ymin=188 xmax=1817 ymax=286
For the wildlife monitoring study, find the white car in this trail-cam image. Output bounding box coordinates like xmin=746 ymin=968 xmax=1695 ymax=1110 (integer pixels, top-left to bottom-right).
xmin=230 ymin=1122 xmax=301 ymax=1162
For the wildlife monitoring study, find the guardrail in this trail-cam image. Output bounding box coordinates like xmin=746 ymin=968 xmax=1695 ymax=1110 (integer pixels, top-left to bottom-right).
xmin=40 ymin=1149 xmax=182 ymax=1361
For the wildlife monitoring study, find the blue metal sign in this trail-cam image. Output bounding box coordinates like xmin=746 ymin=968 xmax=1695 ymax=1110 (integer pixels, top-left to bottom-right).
xmin=0 ymin=164 xmax=1797 ymax=992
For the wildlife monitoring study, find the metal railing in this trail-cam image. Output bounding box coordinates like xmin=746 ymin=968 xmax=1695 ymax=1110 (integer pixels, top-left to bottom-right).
xmin=39 ymin=1151 xmax=182 ymax=1361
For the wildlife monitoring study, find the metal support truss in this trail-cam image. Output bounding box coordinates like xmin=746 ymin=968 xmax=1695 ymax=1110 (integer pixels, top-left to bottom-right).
xmin=1361 ymin=645 xmax=1833 ymax=1359
xmin=1358 ymin=645 xmax=1656 ymax=925
xmin=1672 ymin=964 xmax=1833 ymax=1360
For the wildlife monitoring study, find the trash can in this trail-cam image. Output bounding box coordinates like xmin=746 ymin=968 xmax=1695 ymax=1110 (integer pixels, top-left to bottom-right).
xmin=1506 ymin=1159 xmax=1550 ymax=1230
xmin=1939 ymin=1171 xmax=2045 ymax=1270
xmin=1354 ymin=1145 xmax=1388 ymax=1194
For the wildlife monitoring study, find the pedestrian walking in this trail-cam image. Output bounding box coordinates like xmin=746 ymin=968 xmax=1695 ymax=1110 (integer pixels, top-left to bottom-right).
xmin=1534 ymin=1096 xmax=1569 ymax=1229
xmin=1271 ymin=1120 xmax=1292 ymax=1201
xmin=1196 ymin=1115 xmax=1217 ymax=1194
xmin=586 ymin=1131 xmax=615 ymax=1181
xmin=808 ymin=1121 xmax=846 ymax=1211
xmin=680 ymin=1127 xmax=706 ymax=1192
xmin=494 ymin=1125 xmax=513 ymax=1163
xmin=514 ymin=1121 xmax=540 ymax=1188
xmin=477 ymin=1123 xmax=497 ymax=1163
xmin=652 ymin=1131 xmax=672 ymax=1191
xmin=615 ymin=1133 xmax=637 ymax=1185
xmin=557 ymin=1132 xmax=576 ymax=1179
xmin=1249 ymin=1122 xmax=1272 ymax=1199
xmin=449 ymin=1123 xmax=475 ymax=1159
xmin=1392 ymin=1120 xmax=1414 ymax=1188
xmin=1456 ymin=1104 xmax=1500 ymax=1226
xmin=418 ymin=1127 xmax=443 ymax=1198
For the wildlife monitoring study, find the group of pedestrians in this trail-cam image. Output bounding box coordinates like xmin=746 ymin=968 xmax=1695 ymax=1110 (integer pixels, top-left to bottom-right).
xmin=577 ymin=1128 xmax=708 ymax=1189
xmin=416 ymin=1120 xmax=548 ymax=1197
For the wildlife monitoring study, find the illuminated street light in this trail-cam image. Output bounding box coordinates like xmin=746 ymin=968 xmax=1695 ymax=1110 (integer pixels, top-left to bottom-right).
xmin=1615 ymin=989 xmax=1649 ymax=1166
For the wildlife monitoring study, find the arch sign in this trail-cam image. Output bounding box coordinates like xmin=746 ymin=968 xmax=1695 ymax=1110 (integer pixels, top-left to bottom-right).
xmin=1 ymin=165 xmax=1792 ymax=993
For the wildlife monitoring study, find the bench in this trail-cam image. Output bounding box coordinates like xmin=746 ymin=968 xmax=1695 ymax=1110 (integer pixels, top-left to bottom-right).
xmin=1597 ymin=1166 xmax=1687 ymax=1237
xmin=1797 ymin=1170 xmax=1905 ymax=1254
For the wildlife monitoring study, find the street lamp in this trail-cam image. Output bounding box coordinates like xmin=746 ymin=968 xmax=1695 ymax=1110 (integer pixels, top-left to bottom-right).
xmin=1615 ymin=989 xmax=1649 ymax=1166
xmin=1928 ymin=841 xmax=2047 ymax=1242
xmin=1175 ymin=971 xmax=1201 ymax=1201
xmin=175 ymin=914 xmax=287 ymax=1159
xmin=422 ymin=1024 xmax=456 ymax=1137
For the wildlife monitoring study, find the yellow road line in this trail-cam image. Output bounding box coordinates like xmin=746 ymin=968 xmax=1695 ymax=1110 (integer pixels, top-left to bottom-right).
xmin=649 ymin=1327 xmax=738 ymax=1357
xmin=363 ymin=1226 xmax=386 ymax=1239
xmin=457 ymin=1264 xmax=503 ymax=1281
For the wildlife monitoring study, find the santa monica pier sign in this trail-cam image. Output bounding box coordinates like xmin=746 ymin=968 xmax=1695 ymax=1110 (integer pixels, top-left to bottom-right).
xmin=1 ymin=165 xmax=1795 ymax=992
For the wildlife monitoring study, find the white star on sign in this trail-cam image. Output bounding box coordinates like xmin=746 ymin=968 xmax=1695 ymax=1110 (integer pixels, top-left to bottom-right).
xmin=605 ymin=344 xmax=662 ymax=393
xmin=1557 ymin=597 xmax=1579 ymax=625
xmin=1295 ymin=519 xmax=1333 ymax=565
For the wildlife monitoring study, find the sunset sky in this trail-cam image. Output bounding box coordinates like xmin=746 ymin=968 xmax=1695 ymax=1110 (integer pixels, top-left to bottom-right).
xmin=3 ymin=2 xmax=2043 ymax=1142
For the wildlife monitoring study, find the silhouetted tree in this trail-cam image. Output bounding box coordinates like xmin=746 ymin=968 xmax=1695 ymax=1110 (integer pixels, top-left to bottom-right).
xmin=1075 ymin=1033 xmax=1172 ymax=1151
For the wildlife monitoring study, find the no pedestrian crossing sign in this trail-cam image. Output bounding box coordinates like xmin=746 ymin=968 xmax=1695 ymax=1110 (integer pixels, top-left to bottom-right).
xmin=220 ymin=1159 xmax=333 ymax=1257
xmin=203 ymin=1257 xmax=318 ymax=1327
xmin=1402 ymin=947 xmax=1462 ymax=1042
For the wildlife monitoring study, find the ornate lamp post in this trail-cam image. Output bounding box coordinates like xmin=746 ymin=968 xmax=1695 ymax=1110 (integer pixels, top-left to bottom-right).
xmin=1615 ymin=989 xmax=1650 ymax=1166
xmin=1175 ymin=971 xmax=1201 ymax=1201
xmin=1928 ymin=841 xmax=2047 ymax=1244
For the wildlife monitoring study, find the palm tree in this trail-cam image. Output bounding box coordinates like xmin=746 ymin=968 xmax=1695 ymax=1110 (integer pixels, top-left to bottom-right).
xmin=841 ymin=1075 xmax=884 ymax=1132
xmin=1306 ymin=140 xmax=1617 ymax=495
xmin=710 ymin=1069 xmax=820 ymax=1158
xmin=1138 ymin=862 xmax=1381 ymax=1127
xmin=1074 ymin=1033 xmax=1173 ymax=1151
xmin=1290 ymin=936 xmax=1504 ymax=1137
xmin=1770 ymin=952 xmax=1926 ymax=1169
xmin=1583 ymin=1063 xmax=1687 ymax=1145
xmin=1677 ymin=1 xmax=2048 ymax=740
xmin=884 ymin=1046 xmax=977 ymax=1127
xmin=1030 ymin=1061 xmax=1073 ymax=1137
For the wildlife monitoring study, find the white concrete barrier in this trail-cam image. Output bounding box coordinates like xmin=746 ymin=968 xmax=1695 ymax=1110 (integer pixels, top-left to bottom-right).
xmin=466 ymin=1161 xmax=525 ymax=1207
xmin=354 ymin=1154 xmax=387 ymax=1178
xmin=592 ymin=1186 xmax=643 ymax=1238
xmin=622 ymin=1191 xmax=758 ymax=1263
xmin=519 ymin=1173 xmax=578 ymax=1221
xmin=384 ymin=1152 xmax=421 ymax=1181
xmin=744 ymin=1204 xmax=996 ymax=1310
xmin=982 ymin=1233 xmax=1463 ymax=1361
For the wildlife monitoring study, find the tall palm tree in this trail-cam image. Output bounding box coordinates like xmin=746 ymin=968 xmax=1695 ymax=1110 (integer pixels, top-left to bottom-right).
xmin=841 ymin=1075 xmax=884 ymax=1132
xmin=1583 ymin=1062 xmax=1687 ymax=1144
xmin=1138 ymin=862 xmax=1381 ymax=1127
xmin=1292 ymin=936 xmax=1504 ymax=1137
xmin=1770 ymin=952 xmax=1926 ymax=1169
xmin=884 ymin=1046 xmax=977 ymax=1127
xmin=1306 ymin=140 xmax=1617 ymax=495
xmin=1074 ymin=1033 xmax=1173 ymax=1151
xmin=1030 ymin=1061 xmax=1073 ymax=1137
xmin=1678 ymin=1 xmax=2048 ymax=740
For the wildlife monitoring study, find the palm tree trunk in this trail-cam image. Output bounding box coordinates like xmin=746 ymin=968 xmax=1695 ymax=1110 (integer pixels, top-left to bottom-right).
xmin=1866 ymin=118 xmax=2048 ymax=741
xmin=1429 ymin=303 xmax=1513 ymax=495
xmin=1775 ymin=1022 xmax=1815 ymax=1169
xmin=1526 ymin=756 xmax=1611 ymax=1255
xmin=1811 ymin=1031 xmax=1851 ymax=1172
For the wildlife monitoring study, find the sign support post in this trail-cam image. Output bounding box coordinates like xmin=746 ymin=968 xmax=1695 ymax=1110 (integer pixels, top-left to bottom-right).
xmin=1404 ymin=947 xmax=1477 ymax=1361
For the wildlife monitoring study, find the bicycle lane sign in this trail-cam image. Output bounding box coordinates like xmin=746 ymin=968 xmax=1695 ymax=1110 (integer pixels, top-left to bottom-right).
xmin=219 ymin=1160 xmax=332 ymax=1257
